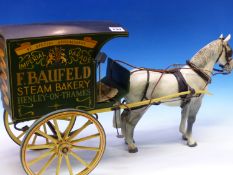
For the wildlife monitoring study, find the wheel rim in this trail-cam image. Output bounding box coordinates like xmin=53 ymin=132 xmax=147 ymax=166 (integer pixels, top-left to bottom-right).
xmin=4 ymin=110 xmax=76 ymax=149
xmin=3 ymin=110 xmax=31 ymax=146
xmin=21 ymin=110 xmax=106 ymax=175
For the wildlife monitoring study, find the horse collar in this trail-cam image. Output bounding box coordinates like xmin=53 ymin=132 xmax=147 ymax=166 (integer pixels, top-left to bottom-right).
xmin=186 ymin=61 xmax=212 ymax=84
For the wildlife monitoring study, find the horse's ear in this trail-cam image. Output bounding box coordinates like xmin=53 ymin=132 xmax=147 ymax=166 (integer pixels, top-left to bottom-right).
xmin=219 ymin=34 xmax=224 ymax=39
xmin=224 ymin=34 xmax=231 ymax=43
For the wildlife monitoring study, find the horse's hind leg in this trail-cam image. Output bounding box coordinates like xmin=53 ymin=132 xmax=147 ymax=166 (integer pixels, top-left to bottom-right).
xmin=124 ymin=107 xmax=148 ymax=153
xmin=184 ymin=96 xmax=203 ymax=147
xmin=120 ymin=109 xmax=130 ymax=138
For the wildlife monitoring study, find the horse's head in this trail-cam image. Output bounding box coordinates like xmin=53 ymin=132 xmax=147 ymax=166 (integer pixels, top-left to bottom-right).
xmin=216 ymin=34 xmax=233 ymax=73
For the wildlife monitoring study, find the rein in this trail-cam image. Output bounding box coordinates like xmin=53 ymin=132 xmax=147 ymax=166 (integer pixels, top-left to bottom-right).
xmin=213 ymin=68 xmax=231 ymax=75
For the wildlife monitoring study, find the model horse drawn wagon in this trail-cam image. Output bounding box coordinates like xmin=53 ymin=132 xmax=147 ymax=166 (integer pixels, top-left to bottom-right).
xmin=0 ymin=21 xmax=231 ymax=175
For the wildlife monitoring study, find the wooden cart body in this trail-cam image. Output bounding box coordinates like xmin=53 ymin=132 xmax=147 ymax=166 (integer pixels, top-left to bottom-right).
xmin=0 ymin=21 xmax=129 ymax=123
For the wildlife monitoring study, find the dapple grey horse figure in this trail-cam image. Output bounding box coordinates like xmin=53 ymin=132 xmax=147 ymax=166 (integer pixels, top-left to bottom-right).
xmin=118 ymin=35 xmax=233 ymax=153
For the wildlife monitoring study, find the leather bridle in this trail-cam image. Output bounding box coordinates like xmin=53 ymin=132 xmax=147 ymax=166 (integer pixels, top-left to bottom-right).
xmin=215 ymin=39 xmax=232 ymax=73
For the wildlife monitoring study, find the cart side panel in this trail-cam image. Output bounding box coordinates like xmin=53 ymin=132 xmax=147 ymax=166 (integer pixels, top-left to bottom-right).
xmin=0 ymin=38 xmax=11 ymax=114
xmin=6 ymin=35 xmax=109 ymax=123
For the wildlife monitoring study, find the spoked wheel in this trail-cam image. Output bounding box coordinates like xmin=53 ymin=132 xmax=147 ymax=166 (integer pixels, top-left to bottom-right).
xmin=4 ymin=110 xmax=76 ymax=149
xmin=21 ymin=109 xmax=106 ymax=175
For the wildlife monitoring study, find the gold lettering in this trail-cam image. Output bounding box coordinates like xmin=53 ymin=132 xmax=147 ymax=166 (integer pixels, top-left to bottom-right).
xmin=16 ymin=72 xmax=24 ymax=86
xmin=73 ymin=81 xmax=79 ymax=89
xmin=28 ymin=72 xmax=38 ymax=85
xmin=66 ymin=82 xmax=73 ymax=89
xmin=74 ymin=67 xmax=82 ymax=80
xmin=17 ymin=87 xmax=23 ymax=96
xmin=56 ymin=83 xmax=62 ymax=91
xmin=66 ymin=68 xmax=73 ymax=81
xmin=84 ymin=80 xmax=90 ymax=88
xmin=48 ymin=69 xmax=57 ymax=82
xmin=19 ymin=84 xmax=52 ymax=96
xmin=23 ymin=86 xmax=30 ymax=95
xmin=21 ymin=66 xmax=91 ymax=85
xmin=30 ymin=86 xmax=37 ymax=94
xmin=44 ymin=84 xmax=52 ymax=93
xmin=37 ymin=86 xmax=44 ymax=94
xmin=57 ymin=69 xmax=66 ymax=81
xmin=79 ymin=81 xmax=84 ymax=88
xmin=38 ymin=70 xmax=48 ymax=83
xmin=83 ymin=66 xmax=91 ymax=79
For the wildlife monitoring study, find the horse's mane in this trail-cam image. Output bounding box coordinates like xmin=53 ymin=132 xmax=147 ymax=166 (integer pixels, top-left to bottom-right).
xmin=190 ymin=39 xmax=222 ymax=68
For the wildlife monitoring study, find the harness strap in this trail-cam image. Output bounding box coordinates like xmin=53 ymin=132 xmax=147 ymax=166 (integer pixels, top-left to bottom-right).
xmin=171 ymin=69 xmax=195 ymax=108
xmin=172 ymin=70 xmax=189 ymax=98
xmin=141 ymin=70 xmax=150 ymax=101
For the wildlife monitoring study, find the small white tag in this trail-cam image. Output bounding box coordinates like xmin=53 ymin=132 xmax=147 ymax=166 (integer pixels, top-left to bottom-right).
xmin=109 ymin=27 xmax=125 ymax=32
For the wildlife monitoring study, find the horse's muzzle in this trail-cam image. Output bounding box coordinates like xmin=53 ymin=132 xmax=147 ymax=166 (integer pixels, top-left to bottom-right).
xmin=219 ymin=58 xmax=233 ymax=74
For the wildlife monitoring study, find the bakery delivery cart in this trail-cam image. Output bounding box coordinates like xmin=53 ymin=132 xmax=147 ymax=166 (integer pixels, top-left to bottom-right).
xmin=0 ymin=21 xmax=129 ymax=175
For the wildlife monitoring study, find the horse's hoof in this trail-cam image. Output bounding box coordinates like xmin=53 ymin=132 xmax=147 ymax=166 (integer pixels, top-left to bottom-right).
xmin=128 ymin=147 xmax=138 ymax=153
xmin=187 ymin=142 xmax=197 ymax=147
xmin=182 ymin=135 xmax=188 ymax=140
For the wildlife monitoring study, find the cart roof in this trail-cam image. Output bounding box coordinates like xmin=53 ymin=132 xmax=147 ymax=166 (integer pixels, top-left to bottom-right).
xmin=0 ymin=21 xmax=128 ymax=40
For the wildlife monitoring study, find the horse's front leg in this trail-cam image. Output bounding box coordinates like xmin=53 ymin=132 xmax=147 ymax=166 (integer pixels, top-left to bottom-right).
xmin=186 ymin=114 xmax=198 ymax=147
xmin=180 ymin=103 xmax=190 ymax=140
xmin=184 ymin=96 xmax=203 ymax=147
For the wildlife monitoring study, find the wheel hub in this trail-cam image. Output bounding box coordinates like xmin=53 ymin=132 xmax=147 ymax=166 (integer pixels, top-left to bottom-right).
xmin=58 ymin=142 xmax=72 ymax=155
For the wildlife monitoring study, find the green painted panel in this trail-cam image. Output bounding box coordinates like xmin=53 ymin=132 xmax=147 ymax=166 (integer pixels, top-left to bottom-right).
xmin=7 ymin=35 xmax=106 ymax=122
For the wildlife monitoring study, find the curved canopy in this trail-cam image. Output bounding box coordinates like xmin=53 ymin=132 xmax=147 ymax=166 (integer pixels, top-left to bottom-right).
xmin=0 ymin=21 xmax=128 ymax=40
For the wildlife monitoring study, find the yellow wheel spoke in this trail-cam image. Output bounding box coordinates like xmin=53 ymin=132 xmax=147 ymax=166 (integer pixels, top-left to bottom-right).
xmin=64 ymin=155 xmax=74 ymax=175
xmin=27 ymin=143 xmax=55 ymax=150
xmin=56 ymin=154 xmax=63 ymax=175
xmin=37 ymin=153 xmax=56 ymax=175
xmin=53 ymin=119 xmax=62 ymax=141
xmin=43 ymin=124 xmax=49 ymax=144
xmin=32 ymin=135 xmax=37 ymax=145
xmin=36 ymin=130 xmax=58 ymax=144
xmin=28 ymin=149 xmax=55 ymax=166
xmin=68 ymin=120 xmax=92 ymax=141
xmin=70 ymin=150 xmax=89 ymax=168
xmin=63 ymin=117 xmax=76 ymax=139
xmin=71 ymin=133 xmax=100 ymax=144
xmin=17 ymin=131 xmax=26 ymax=139
xmin=72 ymin=145 xmax=100 ymax=151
